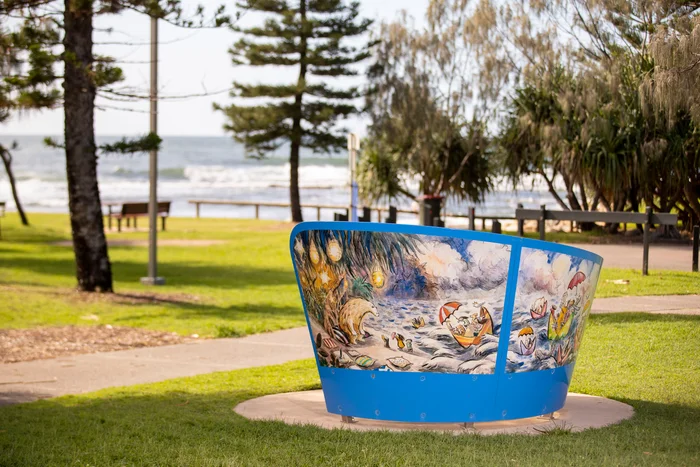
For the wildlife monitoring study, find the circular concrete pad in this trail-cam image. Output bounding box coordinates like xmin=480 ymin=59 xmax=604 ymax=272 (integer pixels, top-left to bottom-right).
xmin=235 ymin=390 xmax=634 ymax=435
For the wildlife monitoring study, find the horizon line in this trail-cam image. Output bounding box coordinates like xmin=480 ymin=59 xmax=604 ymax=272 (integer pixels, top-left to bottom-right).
xmin=0 ymin=133 xmax=231 ymax=138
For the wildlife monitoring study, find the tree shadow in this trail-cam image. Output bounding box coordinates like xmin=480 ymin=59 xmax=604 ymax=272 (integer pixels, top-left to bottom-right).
xmin=116 ymin=302 xmax=303 ymax=325
xmin=2 ymin=255 xmax=297 ymax=290
xmin=0 ymin=389 xmax=56 ymax=407
xmin=0 ymin=226 xmax=70 ymax=244
xmin=0 ymin=385 xmax=698 ymax=465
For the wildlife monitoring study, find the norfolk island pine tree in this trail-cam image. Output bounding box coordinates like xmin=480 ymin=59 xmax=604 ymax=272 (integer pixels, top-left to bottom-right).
xmin=2 ymin=0 xmax=232 ymax=292
xmin=216 ymin=0 xmax=373 ymax=222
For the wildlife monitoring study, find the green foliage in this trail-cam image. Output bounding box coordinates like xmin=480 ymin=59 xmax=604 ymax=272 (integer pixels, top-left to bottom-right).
xmin=216 ymin=0 xmax=373 ymax=221
xmin=216 ymin=0 xmax=372 ymax=157
xmin=350 ymin=276 xmax=372 ymax=300
xmin=360 ymin=10 xmax=493 ymax=204
xmin=1 ymin=1 xmax=233 ymax=112
xmin=356 ymin=138 xmax=406 ymax=201
xmin=645 ymin=15 xmax=700 ymax=125
xmin=0 ymin=18 xmax=61 ymax=117
xmin=99 ymin=133 xmax=162 ymax=154
xmin=490 ymin=1 xmax=700 ymax=230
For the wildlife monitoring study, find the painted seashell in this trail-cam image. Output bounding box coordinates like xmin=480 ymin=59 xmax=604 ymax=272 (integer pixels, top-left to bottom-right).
xmin=387 ymin=356 xmax=412 ymax=369
xmin=355 ymin=355 xmax=375 ymax=367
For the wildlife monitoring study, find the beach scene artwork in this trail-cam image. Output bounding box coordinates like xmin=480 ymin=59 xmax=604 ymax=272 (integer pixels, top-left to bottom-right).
xmin=292 ymin=229 xmax=511 ymax=374
xmin=507 ymin=248 xmax=602 ymax=373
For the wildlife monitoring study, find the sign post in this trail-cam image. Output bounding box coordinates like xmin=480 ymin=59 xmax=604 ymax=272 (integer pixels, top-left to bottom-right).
xmin=141 ymin=15 xmax=165 ymax=286
xmin=347 ymin=133 xmax=360 ymax=222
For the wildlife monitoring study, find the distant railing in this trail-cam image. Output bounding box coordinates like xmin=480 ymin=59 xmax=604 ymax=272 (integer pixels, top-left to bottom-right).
xmin=188 ymin=199 xmax=516 ymax=230
xmin=516 ymin=205 xmax=678 ymax=275
xmin=190 ymin=199 xmax=349 ymax=221
xmin=189 ymin=199 xmax=426 ymax=222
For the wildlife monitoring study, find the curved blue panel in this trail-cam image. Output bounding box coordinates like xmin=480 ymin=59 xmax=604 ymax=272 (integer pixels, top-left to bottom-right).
xmin=290 ymin=222 xmax=603 ymax=423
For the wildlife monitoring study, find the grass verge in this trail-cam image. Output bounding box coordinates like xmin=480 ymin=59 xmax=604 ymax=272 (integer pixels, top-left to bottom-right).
xmin=1 ymin=313 xmax=699 ymax=466
xmin=0 ymin=214 xmax=697 ymax=337
xmin=0 ymin=214 xmax=303 ymax=337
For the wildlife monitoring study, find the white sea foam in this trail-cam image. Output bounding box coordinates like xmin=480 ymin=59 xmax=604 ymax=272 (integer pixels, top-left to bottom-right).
xmin=0 ymin=135 xmax=567 ymax=219
xmin=182 ymin=163 xmax=347 ymax=189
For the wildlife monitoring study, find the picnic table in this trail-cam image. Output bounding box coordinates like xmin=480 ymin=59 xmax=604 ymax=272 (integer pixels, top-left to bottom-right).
xmin=103 ymin=201 xmax=171 ymax=232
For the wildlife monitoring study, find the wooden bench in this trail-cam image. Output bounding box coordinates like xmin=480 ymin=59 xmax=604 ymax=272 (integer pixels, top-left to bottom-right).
xmin=108 ymin=201 xmax=170 ymax=232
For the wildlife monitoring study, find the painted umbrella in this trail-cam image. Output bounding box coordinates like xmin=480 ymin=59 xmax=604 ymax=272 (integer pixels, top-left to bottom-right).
xmin=568 ymin=271 xmax=587 ymax=289
xmin=438 ymin=302 xmax=462 ymax=324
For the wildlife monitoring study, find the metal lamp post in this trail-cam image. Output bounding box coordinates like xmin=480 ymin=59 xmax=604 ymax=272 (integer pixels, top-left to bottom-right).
xmin=141 ymin=15 xmax=165 ymax=286
xmin=347 ymin=133 xmax=359 ymax=222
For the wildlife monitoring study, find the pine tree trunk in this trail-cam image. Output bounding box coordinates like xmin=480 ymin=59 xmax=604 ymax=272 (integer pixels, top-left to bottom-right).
xmin=0 ymin=146 xmax=29 ymax=226
xmin=288 ymin=0 xmax=307 ymax=223
xmin=63 ymin=0 xmax=113 ymax=292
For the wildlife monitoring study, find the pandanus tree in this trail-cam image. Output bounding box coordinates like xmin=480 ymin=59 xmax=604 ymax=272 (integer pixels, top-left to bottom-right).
xmin=643 ymin=13 xmax=700 ymax=224
xmin=216 ymin=0 xmax=373 ymax=222
xmin=359 ymin=9 xmax=492 ymax=221
xmin=499 ymin=65 xmax=642 ymax=217
xmin=485 ymin=0 xmax=700 ymax=230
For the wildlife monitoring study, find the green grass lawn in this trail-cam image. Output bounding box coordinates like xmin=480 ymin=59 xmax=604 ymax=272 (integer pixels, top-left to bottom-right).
xmin=0 ymin=213 xmax=304 ymax=337
xmin=511 ymin=229 xmax=612 ymax=243
xmin=597 ymin=268 xmax=700 ymax=298
xmin=1 ymin=313 xmax=698 ymax=466
xmin=1 ymin=214 xmax=698 ymax=337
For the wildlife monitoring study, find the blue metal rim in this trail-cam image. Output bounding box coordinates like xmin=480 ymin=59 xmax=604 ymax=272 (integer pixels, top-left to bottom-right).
xmin=318 ymin=364 xmax=574 ymax=423
xmin=290 ymin=221 xmax=604 ymax=266
xmin=289 ymin=221 xmax=601 ymax=423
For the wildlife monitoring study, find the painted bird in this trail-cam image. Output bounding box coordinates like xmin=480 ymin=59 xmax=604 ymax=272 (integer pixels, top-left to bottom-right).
xmin=411 ymin=316 xmax=425 ymax=329
xmin=381 ymin=334 xmax=391 ymax=348
xmin=391 ymin=332 xmax=406 ymax=350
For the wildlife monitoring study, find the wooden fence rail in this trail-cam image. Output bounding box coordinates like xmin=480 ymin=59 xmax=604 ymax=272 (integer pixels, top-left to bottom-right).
xmin=188 ymin=199 xmax=516 ymax=229
xmin=516 ymin=205 xmax=678 ymax=275
xmin=190 ymin=199 xmax=356 ymax=221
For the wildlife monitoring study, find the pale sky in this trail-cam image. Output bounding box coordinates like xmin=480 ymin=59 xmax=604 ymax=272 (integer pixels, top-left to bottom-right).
xmin=0 ymin=0 xmax=429 ymax=137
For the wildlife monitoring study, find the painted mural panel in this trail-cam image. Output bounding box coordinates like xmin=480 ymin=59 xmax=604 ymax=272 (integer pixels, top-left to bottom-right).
xmin=293 ymin=230 xmax=511 ymax=374
xmin=507 ymin=247 xmax=601 ymax=373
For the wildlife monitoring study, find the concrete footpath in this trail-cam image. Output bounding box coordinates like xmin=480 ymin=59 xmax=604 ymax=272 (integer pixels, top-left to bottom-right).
xmin=1 ymin=295 xmax=698 ymax=406
xmin=565 ymin=243 xmax=695 ymax=271
xmin=0 ymin=327 xmax=313 ymax=406
xmin=592 ymin=294 xmax=699 ymax=315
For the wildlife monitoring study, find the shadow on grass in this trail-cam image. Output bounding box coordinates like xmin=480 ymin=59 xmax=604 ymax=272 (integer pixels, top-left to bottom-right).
xmin=620 ymin=398 xmax=700 ymax=425
xmin=172 ymin=302 xmax=301 ymax=320
xmin=3 ymin=255 xmax=297 ymax=290
xmin=0 ymin=389 xmax=56 ymax=407
xmin=0 ymin=226 xmax=70 ymax=244
xmin=0 ymin=382 xmax=698 ymax=466
xmin=115 ymin=302 xmax=303 ymax=331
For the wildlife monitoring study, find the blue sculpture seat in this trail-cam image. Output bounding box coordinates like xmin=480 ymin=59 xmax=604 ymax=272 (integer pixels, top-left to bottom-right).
xmin=290 ymin=222 xmax=603 ymax=423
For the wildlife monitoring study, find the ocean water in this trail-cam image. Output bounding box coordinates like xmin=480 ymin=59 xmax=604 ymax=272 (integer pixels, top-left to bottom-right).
xmin=0 ymin=135 xmax=559 ymax=222
xmin=366 ymin=298 xmax=503 ymax=374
